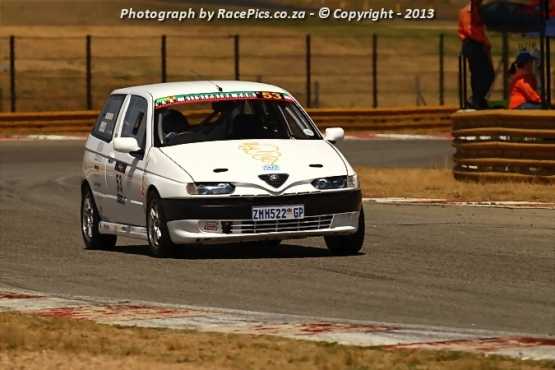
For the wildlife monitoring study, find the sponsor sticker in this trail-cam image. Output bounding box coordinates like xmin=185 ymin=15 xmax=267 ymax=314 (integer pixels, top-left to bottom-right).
xmin=98 ymin=120 xmax=108 ymax=133
xmin=115 ymin=161 xmax=127 ymax=174
xmin=114 ymin=161 xmax=128 ymax=204
xmin=155 ymin=91 xmax=294 ymax=108
xmin=239 ymin=142 xmax=281 ymax=166
xmin=263 ymin=164 xmax=280 ymax=171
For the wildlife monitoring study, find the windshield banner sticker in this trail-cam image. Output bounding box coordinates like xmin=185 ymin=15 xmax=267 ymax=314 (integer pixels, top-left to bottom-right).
xmin=155 ymin=91 xmax=294 ymax=108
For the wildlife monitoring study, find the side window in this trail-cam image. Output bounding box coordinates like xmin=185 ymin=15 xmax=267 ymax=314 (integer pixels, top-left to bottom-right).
xmin=92 ymin=94 xmax=125 ymax=142
xmin=121 ymin=95 xmax=148 ymax=151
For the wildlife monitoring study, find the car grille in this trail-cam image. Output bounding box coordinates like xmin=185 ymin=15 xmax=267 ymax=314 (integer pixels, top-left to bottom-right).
xmin=229 ymin=215 xmax=333 ymax=234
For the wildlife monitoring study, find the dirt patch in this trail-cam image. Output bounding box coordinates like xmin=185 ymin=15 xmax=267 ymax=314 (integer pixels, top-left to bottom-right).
xmin=1 ymin=312 xmax=554 ymax=370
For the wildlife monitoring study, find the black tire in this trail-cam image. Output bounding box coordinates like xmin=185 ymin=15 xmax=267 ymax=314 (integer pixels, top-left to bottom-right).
xmin=263 ymin=240 xmax=282 ymax=248
xmin=146 ymin=190 xmax=176 ymax=258
xmin=81 ymin=186 xmax=117 ymax=250
xmin=325 ymin=209 xmax=365 ymax=256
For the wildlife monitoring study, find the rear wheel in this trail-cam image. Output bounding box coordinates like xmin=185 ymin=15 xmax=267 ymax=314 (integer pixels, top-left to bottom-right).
xmin=325 ymin=209 xmax=365 ymax=256
xmin=146 ymin=191 xmax=176 ymax=258
xmin=263 ymin=240 xmax=282 ymax=248
xmin=81 ymin=186 xmax=117 ymax=250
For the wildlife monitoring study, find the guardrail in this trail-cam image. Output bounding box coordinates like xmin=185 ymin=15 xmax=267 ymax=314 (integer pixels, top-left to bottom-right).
xmin=0 ymin=107 xmax=456 ymax=135
xmin=452 ymin=110 xmax=555 ymax=182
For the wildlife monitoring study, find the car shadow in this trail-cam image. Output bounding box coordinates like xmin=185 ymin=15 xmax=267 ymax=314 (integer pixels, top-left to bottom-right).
xmin=106 ymin=242 xmax=358 ymax=260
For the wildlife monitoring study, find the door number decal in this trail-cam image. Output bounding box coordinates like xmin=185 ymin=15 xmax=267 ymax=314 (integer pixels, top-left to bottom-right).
xmin=115 ymin=161 xmax=127 ymax=204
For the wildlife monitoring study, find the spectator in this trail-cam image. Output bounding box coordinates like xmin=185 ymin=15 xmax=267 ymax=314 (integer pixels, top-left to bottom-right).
xmin=509 ymin=51 xmax=542 ymax=109
xmin=459 ymin=0 xmax=495 ymax=109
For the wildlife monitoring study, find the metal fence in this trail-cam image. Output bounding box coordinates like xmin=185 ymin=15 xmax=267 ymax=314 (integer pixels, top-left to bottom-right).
xmin=0 ymin=33 xmax=552 ymax=112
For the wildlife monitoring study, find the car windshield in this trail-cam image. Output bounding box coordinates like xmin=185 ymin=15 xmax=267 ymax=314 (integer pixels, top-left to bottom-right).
xmin=153 ymin=93 xmax=321 ymax=147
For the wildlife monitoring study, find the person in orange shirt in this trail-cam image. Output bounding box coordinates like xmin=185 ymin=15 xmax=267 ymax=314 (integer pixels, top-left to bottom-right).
xmin=459 ymin=0 xmax=495 ymax=109
xmin=508 ymin=52 xmax=542 ymax=109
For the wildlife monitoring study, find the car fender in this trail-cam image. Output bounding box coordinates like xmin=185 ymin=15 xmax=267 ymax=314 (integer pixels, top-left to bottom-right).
xmin=326 ymin=141 xmax=356 ymax=176
xmin=144 ymin=147 xmax=194 ymax=199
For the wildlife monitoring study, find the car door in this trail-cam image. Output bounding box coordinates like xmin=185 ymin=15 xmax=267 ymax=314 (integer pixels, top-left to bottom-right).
xmin=104 ymin=95 xmax=150 ymax=226
xmin=84 ymin=94 xmax=127 ymax=218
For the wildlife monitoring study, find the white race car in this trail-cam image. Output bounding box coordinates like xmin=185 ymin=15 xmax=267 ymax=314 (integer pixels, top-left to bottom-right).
xmin=81 ymin=81 xmax=364 ymax=257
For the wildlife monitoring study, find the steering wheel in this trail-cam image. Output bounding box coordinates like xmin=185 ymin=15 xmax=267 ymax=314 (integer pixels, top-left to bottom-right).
xmin=164 ymin=132 xmax=177 ymax=144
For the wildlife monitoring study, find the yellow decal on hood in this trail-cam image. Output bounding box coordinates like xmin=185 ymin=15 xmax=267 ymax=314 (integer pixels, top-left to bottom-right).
xmin=239 ymin=142 xmax=281 ymax=165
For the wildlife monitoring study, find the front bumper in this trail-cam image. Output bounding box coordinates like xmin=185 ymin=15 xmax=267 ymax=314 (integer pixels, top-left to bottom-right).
xmin=162 ymin=190 xmax=362 ymax=245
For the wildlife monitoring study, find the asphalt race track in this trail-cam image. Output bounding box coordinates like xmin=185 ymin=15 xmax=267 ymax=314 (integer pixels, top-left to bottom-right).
xmin=1 ymin=140 xmax=553 ymax=336
xmin=336 ymin=139 xmax=453 ymax=168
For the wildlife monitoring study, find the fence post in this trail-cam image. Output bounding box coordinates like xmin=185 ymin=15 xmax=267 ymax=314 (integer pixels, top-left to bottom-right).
xmin=305 ymin=34 xmax=311 ymax=108
xmin=546 ymin=37 xmax=552 ymax=107
xmin=234 ymin=34 xmax=240 ymax=80
xmin=314 ymin=80 xmax=320 ymax=108
xmin=372 ymin=34 xmax=378 ymax=108
xmin=9 ymin=35 xmax=15 ymax=112
xmin=458 ymin=54 xmax=463 ymax=109
xmin=439 ymin=33 xmax=445 ymax=106
xmin=502 ymin=32 xmax=509 ymax=101
xmin=85 ymin=35 xmax=92 ymax=110
xmin=542 ymin=0 xmax=551 ymax=108
xmin=463 ymin=55 xmax=468 ymax=108
xmin=161 ymin=35 xmax=167 ymax=83
xmin=540 ymin=29 xmax=547 ymax=108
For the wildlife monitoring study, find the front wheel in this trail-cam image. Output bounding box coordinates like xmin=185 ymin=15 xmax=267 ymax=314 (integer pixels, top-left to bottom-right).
xmin=325 ymin=209 xmax=365 ymax=256
xmin=81 ymin=186 xmax=117 ymax=250
xmin=146 ymin=191 xmax=176 ymax=258
xmin=262 ymin=240 xmax=282 ymax=248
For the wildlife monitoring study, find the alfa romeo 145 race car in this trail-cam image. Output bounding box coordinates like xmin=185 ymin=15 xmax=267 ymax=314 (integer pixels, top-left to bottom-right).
xmin=81 ymin=81 xmax=364 ymax=257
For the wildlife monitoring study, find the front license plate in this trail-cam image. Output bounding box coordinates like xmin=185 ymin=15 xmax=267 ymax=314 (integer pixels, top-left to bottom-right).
xmin=252 ymin=205 xmax=305 ymax=221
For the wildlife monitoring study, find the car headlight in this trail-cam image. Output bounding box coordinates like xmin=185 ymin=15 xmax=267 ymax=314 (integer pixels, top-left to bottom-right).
xmin=186 ymin=182 xmax=235 ymax=195
xmin=312 ymin=175 xmax=358 ymax=190
xmin=347 ymin=174 xmax=358 ymax=188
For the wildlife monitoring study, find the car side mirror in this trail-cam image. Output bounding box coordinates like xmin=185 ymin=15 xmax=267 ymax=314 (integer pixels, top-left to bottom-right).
xmin=324 ymin=127 xmax=345 ymax=143
xmin=113 ymin=137 xmax=141 ymax=154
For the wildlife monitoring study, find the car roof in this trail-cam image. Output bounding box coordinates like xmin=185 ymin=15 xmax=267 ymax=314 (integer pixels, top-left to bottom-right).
xmin=112 ymin=81 xmax=290 ymax=100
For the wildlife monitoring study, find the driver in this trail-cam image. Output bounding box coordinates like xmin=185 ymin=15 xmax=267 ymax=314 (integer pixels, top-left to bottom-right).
xmin=200 ymin=100 xmax=241 ymax=126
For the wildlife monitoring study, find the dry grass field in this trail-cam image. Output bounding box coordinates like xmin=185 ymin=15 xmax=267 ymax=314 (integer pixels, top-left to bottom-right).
xmin=2 ymin=0 xmax=551 ymax=112
xmin=1 ymin=312 xmax=554 ymax=370
xmin=357 ymin=167 xmax=555 ymax=202
xmin=0 ymin=23 xmax=463 ymax=112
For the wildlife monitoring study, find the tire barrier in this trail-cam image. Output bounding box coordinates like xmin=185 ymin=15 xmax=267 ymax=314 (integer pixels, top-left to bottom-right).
xmin=452 ymin=110 xmax=555 ymax=182
xmin=0 ymin=106 xmax=456 ymax=135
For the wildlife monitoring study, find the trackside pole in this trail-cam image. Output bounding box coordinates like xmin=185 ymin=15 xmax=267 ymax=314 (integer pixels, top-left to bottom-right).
xmin=502 ymin=32 xmax=509 ymax=101
xmin=463 ymin=55 xmax=468 ymax=108
xmin=539 ymin=0 xmax=548 ymax=108
xmin=439 ymin=33 xmax=445 ymax=106
xmin=457 ymin=54 xmax=463 ymax=109
xmin=372 ymin=34 xmax=378 ymax=108
xmin=306 ymin=34 xmax=311 ymax=108
xmin=85 ymin=35 xmax=92 ymax=110
xmin=545 ymin=0 xmax=552 ymax=107
xmin=9 ymin=35 xmax=15 ymax=112
xmin=234 ymin=34 xmax=240 ymax=80
xmin=547 ymin=37 xmax=552 ymax=107
xmin=161 ymin=35 xmax=167 ymax=83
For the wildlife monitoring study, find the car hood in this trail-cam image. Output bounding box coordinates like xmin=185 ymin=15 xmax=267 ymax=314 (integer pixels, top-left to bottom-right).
xmin=159 ymin=139 xmax=348 ymax=184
